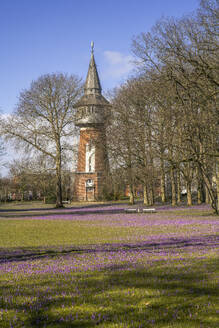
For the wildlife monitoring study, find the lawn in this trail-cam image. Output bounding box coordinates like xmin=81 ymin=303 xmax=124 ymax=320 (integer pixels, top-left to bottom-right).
xmin=0 ymin=203 xmax=218 ymax=327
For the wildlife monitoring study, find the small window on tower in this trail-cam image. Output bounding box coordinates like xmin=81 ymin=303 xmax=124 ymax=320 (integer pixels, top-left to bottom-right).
xmin=85 ymin=142 xmax=95 ymax=172
xmin=89 ymin=140 xmax=92 ymax=152
xmin=89 ymin=156 xmax=92 ymax=172
xmin=86 ymin=179 xmax=94 ymax=187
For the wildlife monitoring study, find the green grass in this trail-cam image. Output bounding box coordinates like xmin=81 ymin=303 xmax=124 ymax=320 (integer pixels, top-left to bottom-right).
xmin=0 ymin=218 xmax=133 ymax=247
xmin=0 ymin=216 xmax=215 ymax=249
xmin=1 ymin=256 xmax=218 ymax=328
xmin=0 ymin=204 xmax=218 ymax=327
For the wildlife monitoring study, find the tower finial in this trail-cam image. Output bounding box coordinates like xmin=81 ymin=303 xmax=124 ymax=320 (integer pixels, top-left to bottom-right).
xmin=91 ymin=41 xmax=94 ymax=54
xmin=84 ymin=41 xmax=102 ymax=95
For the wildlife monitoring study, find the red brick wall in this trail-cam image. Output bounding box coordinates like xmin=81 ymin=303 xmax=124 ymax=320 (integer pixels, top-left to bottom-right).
xmin=74 ymin=126 xmax=108 ymax=201
xmin=77 ymin=127 xmax=107 ymax=172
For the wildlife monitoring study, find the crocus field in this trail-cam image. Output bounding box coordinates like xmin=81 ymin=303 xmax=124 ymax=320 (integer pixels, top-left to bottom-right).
xmin=0 ymin=203 xmax=218 ymax=327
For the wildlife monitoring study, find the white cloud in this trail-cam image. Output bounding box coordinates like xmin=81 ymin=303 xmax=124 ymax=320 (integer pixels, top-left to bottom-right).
xmin=103 ymin=51 xmax=134 ymax=80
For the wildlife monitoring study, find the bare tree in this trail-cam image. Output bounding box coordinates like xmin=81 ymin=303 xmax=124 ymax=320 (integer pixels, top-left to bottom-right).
xmin=1 ymin=73 xmax=82 ymax=207
xmin=107 ymin=85 xmax=138 ymax=204
xmin=132 ymin=0 xmax=219 ymax=212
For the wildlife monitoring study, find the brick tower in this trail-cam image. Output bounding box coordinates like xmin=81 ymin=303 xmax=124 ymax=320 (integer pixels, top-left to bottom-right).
xmin=74 ymin=43 xmax=110 ymax=201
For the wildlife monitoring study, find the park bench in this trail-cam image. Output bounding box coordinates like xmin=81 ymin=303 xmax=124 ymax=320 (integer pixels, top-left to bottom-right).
xmin=142 ymin=208 xmax=156 ymax=213
xmin=125 ymin=208 xmax=138 ymax=213
xmin=125 ymin=208 xmax=156 ymax=213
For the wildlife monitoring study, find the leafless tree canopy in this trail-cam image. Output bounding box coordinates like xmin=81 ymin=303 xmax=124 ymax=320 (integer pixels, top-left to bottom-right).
xmin=1 ymin=73 xmax=82 ymax=207
xmin=106 ymin=0 xmax=219 ymax=212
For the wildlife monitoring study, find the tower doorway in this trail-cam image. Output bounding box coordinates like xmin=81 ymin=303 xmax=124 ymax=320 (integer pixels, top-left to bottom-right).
xmin=86 ymin=179 xmax=95 ymax=201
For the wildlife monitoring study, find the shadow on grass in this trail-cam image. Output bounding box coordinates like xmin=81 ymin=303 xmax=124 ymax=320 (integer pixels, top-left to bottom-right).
xmin=0 ymin=256 xmax=218 ymax=327
xmin=0 ymin=201 xmax=131 ymax=214
xmin=0 ymin=203 xmax=213 ymax=219
xmin=0 ymin=234 xmax=218 ymax=263
xmin=0 ymin=207 xmax=126 ymax=219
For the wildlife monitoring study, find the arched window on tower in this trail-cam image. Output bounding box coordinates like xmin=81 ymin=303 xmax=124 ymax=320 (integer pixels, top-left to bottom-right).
xmin=85 ymin=140 xmax=95 ymax=172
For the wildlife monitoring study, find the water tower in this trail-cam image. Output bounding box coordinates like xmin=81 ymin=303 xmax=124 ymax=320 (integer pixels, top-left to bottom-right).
xmin=74 ymin=43 xmax=110 ymax=201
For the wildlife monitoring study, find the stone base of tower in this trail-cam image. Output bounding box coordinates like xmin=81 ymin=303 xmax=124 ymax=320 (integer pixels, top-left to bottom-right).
xmin=73 ymin=172 xmax=106 ymax=201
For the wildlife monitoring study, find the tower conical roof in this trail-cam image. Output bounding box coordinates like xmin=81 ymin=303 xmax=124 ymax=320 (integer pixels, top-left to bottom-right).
xmin=75 ymin=43 xmax=110 ymax=109
xmin=84 ymin=51 xmax=102 ymax=95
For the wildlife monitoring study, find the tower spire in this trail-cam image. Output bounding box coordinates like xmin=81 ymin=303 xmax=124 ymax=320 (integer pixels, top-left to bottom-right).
xmin=91 ymin=41 xmax=94 ymax=54
xmin=84 ymin=42 xmax=102 ymax=95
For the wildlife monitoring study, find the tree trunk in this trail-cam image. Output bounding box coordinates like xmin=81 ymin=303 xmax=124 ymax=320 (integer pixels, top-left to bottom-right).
xmin=177 ymin=169 xmax=181 ymax=204
xmin=160 ymin=156 xmax=166 ymax=203
xmin=205 ymin=185 xmax=210 ymax=204
xmin=129 ymin=185 xmax=135 ymax=205
xmin=55 ymin=153 xmax=63 ymax=208
xmin=203 ymin=174 xmax=218 ymax=213
xmin=143 ymin=184 xmax=149 ymax=205
xmin=149 ymin=185 xmax=154 ymax=205
xmin=160 ymin=172 xmax=166 ymax=203
xmin=197 ymin=167 xmax=204 ymax=205
xmin=127 ymin=157 xmax=135 ymax=205
xmin=186 ymin=181 xmax=192 ymax=206
xmin=197 ymin=187 xmax=202 ymax=205
xmin=170 ymin=167 xmax=176 ymax=206
xmin=197 ymin=179 xmax=205 ymax=205
xmin=216 ymin=157 xmax=219 ymax=213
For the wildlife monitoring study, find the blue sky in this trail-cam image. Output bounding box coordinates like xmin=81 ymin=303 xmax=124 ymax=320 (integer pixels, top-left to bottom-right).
xmin=0 ymin=0 xmax=200 ymax=114
xmin=0 ymin=0 xmax=200 ymax=175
